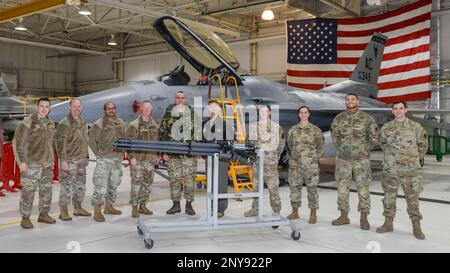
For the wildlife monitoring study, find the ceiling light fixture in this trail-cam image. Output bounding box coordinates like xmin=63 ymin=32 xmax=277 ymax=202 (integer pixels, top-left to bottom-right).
xmin=108 ymin=34 xmax=117 ymax=46
xmin=14 ymin=18 xmax=27 ymax=31
xmin=78 ymin=3 xmax=92 ymax=16
xmin=261 ymin=9 xmax=274 ymax=20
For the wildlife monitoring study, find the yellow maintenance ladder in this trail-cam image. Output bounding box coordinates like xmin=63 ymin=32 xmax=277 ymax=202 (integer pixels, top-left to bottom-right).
xmin=207 ymin=74 xmax=254 ymax=192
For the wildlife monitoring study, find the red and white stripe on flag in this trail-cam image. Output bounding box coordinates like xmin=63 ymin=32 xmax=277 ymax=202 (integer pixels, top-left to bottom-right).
xmin=286 ymin=0 xmax=432 ymax=104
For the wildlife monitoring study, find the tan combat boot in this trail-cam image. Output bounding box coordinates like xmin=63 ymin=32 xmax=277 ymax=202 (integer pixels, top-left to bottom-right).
xmin=376 ymin=217 xmax=394 ymax=233
xmin=309 ymin=208 xmax=317 ymax=224
xmin=412 ymin=220 xmax=425 ymax=240
xmin=166 ymin=201 xmax=181 ymax=214
xmin=360 ymin=212 xmax=370 ymax=230
xmin=37 ymin=213 xmax=56 ymax=224
xmin=244 ymin=207 xmax=258 ymax=217
xmin=139 ymin=203 xmax=153 ymax=215
xmin=131 ymin=205 xmax=139 ymax=218
xmin=73 ymin=203 xmax=91 ymax=217
xmin=93 ymin=206 xmax=105 ymax=222
xmin=331 ymin=211 xmax=350 ymax=226
xmin=185 ymin=201 xmax=196 ymax=215
xmin=59 ymin=205 xmax=72 ymax=221
xmin=287 ymin=207 xmax=299 ymax=220
xmin=104 ymin=202 xmax=122 ymax=215
xmin=20 ymin=217 xmax=33 ymax=229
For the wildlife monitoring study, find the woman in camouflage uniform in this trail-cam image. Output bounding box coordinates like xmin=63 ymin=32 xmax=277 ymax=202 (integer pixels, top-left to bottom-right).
xmin=244 ymin=105 xmax=285 ymax=216
xmin=287 ymin=106 xmax=324 ymax=223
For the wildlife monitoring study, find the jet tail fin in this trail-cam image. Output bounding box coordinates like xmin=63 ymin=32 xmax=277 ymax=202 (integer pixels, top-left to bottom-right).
xmin=321 ymin=32 xmax=387 ymax=98
xmin=350 ymin=32 xmax=387 ymax=86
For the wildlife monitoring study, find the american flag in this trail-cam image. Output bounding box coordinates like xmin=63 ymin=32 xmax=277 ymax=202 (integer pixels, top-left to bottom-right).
xmin=286 ymin=0 xmax=431 ymax=104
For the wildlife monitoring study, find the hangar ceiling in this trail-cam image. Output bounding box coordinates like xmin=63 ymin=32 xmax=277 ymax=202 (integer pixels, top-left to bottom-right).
xmin=1 ymin=0 xmax=441 ymax=55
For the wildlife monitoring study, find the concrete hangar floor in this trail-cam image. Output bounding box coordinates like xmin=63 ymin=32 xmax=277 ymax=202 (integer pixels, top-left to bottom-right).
xmin=0 ymin=151 xmax=449 ymax=253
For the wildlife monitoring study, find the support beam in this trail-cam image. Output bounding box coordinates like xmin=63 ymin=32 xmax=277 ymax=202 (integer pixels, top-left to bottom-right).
xmin=432 ymin=8 xmax=450 ymax=17
xmin=0 ymin=26 xmax=106 ymax=50
xmin=0 ymin=36 xmax=107 ymax=55
xmin=178 ymin=9 xmax=250 ymax=33
xmin=250 ymin=18 xmax=257 ymax=76
xmin=287 ymin=0 xmax=319 ymax=17
xmin=203 ymin=0 xmax=284 ymax=15
xmin=43 ymin=14 xmax=143 ymax=37
xmin=318 ymin=0 xmax=359 ymax=17
xmin=0 ymin=0 xmax=66 ymax=23
xmin=175 ymin=0 xmax=214 ymax=10
xmin=40 ymin=15 xmax=50 ymax=35
xmin=90 ymin=0 xmax=240 ymax=38
xmin=42 ymin=11 xmax=162 ymax=41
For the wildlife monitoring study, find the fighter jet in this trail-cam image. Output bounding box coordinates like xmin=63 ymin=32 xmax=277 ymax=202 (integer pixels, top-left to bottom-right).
xmin=49 ymin=16 xmax=450 ymax=157
xmin=0 ymin=77 xmax=29 ymax=136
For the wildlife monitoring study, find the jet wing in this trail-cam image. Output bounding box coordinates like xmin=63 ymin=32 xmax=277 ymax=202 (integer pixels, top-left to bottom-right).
xmin=153 ymin=16 xmax=243 ymax=84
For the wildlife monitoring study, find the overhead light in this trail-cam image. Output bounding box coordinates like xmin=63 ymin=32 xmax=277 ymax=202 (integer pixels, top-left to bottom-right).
xmin=78 ymin=5 xmax=92 ymax=16
xmin=108 ymin=34 xmax=117 ymax=46
xmin=14 ymin=18 xmax=27 ymax=31
xmin=14 ymin=24 xmax=27 ymax=31
xmin=261 ymin=9 xmax=274 ymax=21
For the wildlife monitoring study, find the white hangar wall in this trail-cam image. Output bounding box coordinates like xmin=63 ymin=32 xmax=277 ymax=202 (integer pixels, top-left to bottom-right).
xmin=75 ymin=54 xmax=121 ymax=94
xmin=255 ymin=39 xmax=286 ymax=81
xmin=0 ymin=42 xmax=76 ymax=97
xmin=123 ymin=52 xmax=198 ymax=84
xmin=116 ymin=38 xmax=288 ymax=85
xmin=438 ymin=13 xmax=450 ymax=120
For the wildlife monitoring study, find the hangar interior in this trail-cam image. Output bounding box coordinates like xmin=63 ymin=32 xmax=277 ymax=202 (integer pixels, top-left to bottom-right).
xmin=0 ymin=0 xmax=450 ymax=253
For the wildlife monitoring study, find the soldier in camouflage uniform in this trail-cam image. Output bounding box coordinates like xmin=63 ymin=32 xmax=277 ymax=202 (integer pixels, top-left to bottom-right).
xmin=376 ymin=101 xmax=428 ymax=240
xmin=125 ymin=101 xmax=160 ymax=218
xmin=331 ymin=93 xmax=379 ymax=230
xmin=13 ymin=98 xmax=56 ymax=229
xmin=55 ymin=99 xmax=91 ymax=221
xmin=245 ymin=105 xmax=285 ymax=217
xmin=287 ymin=106 xmax=324 ymax=223
xmin=89 ymin=102 xmax=125 ymax=222
xmin=159 ymin=91 xmax=198 ymax=215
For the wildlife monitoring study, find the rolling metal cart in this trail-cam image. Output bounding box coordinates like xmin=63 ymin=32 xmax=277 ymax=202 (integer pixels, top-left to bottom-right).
xmin=114 ymin=139 xmax=301 ymax=249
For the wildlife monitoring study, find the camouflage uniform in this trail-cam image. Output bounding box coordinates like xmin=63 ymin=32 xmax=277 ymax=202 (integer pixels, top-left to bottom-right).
xmin=287 ymin=122 xmax=324 ymax=209
xmin=55 ymin=114 xmax=89 ymax=207
xmin=13 ymin=113 xmax=56 ymax=217
xmin=126 ymin=116 xmax=159 ymax=206
xmin=331 ymin=110 xmax=379 ymax=213
xmin=249 ymin=120 xmax=285 ymax=213
xmin=89 ymin=116 xmax=125 ymax=206
xmin=380 ymin=118 xmax=428 ymax=221
xmin=159 ymin=104 xmax=198 ymax=202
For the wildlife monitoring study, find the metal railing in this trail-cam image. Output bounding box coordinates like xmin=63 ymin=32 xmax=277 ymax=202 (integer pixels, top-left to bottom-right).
xmin=427 ymin=135 xmax=450 ymax=161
